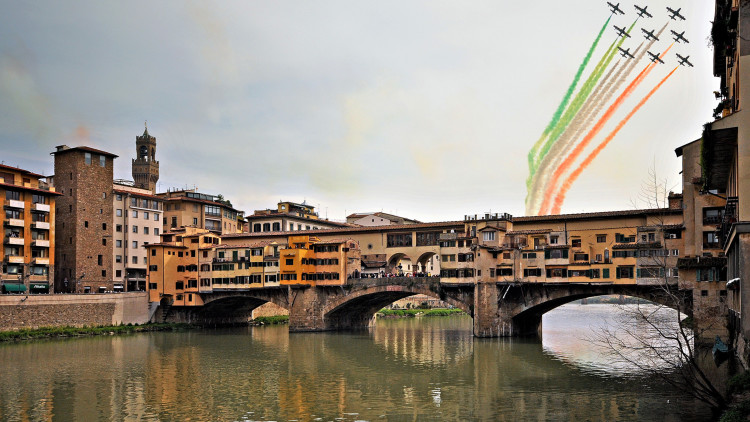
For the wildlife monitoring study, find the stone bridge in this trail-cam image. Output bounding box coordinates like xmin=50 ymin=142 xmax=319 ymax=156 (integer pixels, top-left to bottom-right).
xmin=164 ymin=278 xmax=692 ymax=338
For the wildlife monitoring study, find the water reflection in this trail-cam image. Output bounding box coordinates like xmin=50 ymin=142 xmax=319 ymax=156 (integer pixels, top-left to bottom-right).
xmin=0 ymin=305 xmax=717 ymax=421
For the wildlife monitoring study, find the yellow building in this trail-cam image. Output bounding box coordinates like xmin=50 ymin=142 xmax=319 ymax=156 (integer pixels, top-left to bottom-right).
xmin=279 ymin=235 xmax=361 ymax=286
xmin=157 ymin=189 xmax=244 ymax=235
xmin=1 ymin=164 xmax=59 ymax=293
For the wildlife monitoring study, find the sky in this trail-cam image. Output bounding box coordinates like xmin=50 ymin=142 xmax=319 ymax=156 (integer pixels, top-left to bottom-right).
xmin=0 ymin=0 xmax=718 ymax=222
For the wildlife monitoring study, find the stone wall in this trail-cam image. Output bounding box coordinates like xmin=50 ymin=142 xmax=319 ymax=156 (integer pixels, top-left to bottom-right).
xmin=251 ymin=302 xmax=289 ymax=318
xmin=0 ymin=292 xmax=148 ymax=331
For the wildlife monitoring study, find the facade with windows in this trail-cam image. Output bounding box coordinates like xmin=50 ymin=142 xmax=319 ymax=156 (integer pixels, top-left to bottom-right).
xmin=246 ymin=201 xmax=350 ymax=233
xmin=112 ymin=182 xmax=163 ymax=291
xmin=0 ymin=164 xmax=60 ymax=294
xmin=157 ymin=190 xmax=245 ymax=235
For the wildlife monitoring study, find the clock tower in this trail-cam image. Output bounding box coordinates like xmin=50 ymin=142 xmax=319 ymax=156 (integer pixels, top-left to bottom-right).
xmin=132 ymin=122 xmax=159 ymax=192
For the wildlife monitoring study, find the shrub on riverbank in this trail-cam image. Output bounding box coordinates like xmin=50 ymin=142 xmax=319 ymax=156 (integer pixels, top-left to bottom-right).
xmin=720 ymin=371 xmax=750 ymax=422
xmin=252 ymin=315 xmax=289 ymax=325
xmin=0 ymin=323 xmax=193 ymax=342
xmin=377 ymin=308 xmax=465 ymax=317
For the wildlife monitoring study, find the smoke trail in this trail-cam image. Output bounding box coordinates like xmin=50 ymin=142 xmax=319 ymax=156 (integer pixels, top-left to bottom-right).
xmin=527 ymin=16 xmax=613 ymax=174
xmin=539 ymin=42 xmax=675 ymax=214
xmin=526 ymin=21 xmax=636 ymax=213
xmin=525 ymin=58 xmax=623 ymax=215
xmin=530 ymin=20 xmax=636 ymax=175
xmin=550 ymin=66 xmax=680 ymax=214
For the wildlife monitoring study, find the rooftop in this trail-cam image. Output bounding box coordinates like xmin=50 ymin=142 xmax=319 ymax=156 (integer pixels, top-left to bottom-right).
xmin=52 ymin=145 xmax=119 ymax=158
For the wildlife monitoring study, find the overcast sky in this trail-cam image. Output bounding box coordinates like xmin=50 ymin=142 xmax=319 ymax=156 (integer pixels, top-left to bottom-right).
xmin=0 ymin=0 xmax=717 ymax=221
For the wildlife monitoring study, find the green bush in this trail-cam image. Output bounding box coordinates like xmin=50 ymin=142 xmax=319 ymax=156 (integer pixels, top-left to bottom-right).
xmin=253 ymin=315 xmax=289 ymax=325
xmin=728 ymin=371 xmax=750 ymax=395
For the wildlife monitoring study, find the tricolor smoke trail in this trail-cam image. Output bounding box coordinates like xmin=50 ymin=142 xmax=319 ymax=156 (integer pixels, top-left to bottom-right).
xmin=528 ymin=20 xmax=636 ymax=186
xmin=537 ymin=41 xmax=675 ymax=215
xmin=529 ymin=22 xmax=669 ymax=215
xmin=527 ymin=16 xmax=613 ymax=188
xmin=550 ymin=66 xmax=680 ymax=214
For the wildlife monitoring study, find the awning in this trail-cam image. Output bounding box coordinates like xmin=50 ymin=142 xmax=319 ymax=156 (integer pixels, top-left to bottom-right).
xmin=113 ymin=284 xmax=124 ymax=290
xmin=30 ymin=284 xmax=49 ymax=290
xmin=3 ymin=283 xmax=27 ymax=292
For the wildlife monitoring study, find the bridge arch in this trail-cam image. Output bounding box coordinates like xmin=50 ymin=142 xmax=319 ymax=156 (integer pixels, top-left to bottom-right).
xmin=166 ymin=290 xmax=290 ymax=326
xmin=320 ymin=282 xmax=473 ymax=331
xmin=415 ymin=251 xmax=438 ymax=275
xmin=488 ymin=283 xmax=690 ymax=337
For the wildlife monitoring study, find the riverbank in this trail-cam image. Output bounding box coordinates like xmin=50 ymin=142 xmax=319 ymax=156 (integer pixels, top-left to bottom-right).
xmin=377 ymin=308 xmax=466 ymax=318
xmin=0 ymin=322 xmax=194 ymax=342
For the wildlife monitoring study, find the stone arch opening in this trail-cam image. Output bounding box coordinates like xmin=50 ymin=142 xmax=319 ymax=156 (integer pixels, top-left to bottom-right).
xmin=321 ymin=284 xmax=473 ymax=331
xmin=415 ymin=251 xmax=438 ymax=276
xmin=169 ymin=293 xmax=289 ymax=326
xmin=387 ymin=253 xmax=413 ymax=275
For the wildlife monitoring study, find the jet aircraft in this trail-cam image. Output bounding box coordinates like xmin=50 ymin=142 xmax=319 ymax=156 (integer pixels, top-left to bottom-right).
xmin=676 ymin=54 xmax=693 ymax=67
xmin=671 ymin=30 xmax=689 ymax=44
xmin=634 ymin=4 xmax=652 ymax=18
xmin=647 ymin=51 xmax=664 ymax=64
xmin=667 ymin=7 xmax=686 ymax=21
xmin=614 ymin=25 xmax=631 ymax=39
xmin=641 ymin=28 xmax=659 ymax=41
xmin=618 ymin=47 xmax=635 ymax=59
xmin=607 ymin=2 xmax=625 ymax=15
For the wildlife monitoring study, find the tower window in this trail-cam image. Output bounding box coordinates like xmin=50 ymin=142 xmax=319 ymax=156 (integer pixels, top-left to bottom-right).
xmin=100 ymin=155 xmax=105 ymax=167
xmin=85 ymin=153 xmax=91 ymax=165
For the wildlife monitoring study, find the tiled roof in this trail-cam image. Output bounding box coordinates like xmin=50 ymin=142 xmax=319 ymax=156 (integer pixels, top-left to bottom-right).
xmin=113 ymin=188 xmax=162 ymax=200
xmin=222 ymin=220 xmax=466 ymax=239
xmin=513 ymin=208 xmax=681 ymax=222
xmin=210 ymin=241 xmax=272 ymax=250
xmin=0 ymin=181 xmax=62 ymax=196
xmin=0 ymin=164 xmax=45 ymax=178
xmin=506 ymin=229 xmax=552 ymax=235
xmin=52 ymin=145 xmax=118 ymax=158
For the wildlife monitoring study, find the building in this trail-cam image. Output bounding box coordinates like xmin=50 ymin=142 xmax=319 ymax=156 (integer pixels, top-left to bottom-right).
xmin=158 ymin=189 xmax=245 ymax=235
xmin=1 ymin=164 xmax=60 ymax=294
xmin=278 ymin=235 xmax=361 ymax=285
xmin=246 ymin=201 xmax=350 ymax=233
xmin=701 ymin=0 xmax=750 ymax=363
xmin=132 ymin=124 xmax=159 ymax=192
xmin=112 ymin=181 xmax=163 ymax=292
xmin=346 ymin=212 xmax=421 ymax=227
xmin=52 ymin=145 xmax=118 ymax=293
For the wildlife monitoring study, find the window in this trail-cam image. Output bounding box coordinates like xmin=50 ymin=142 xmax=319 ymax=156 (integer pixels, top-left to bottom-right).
xmin=171 ymin=217 xmax=177 ymax=228
xmin=116 ymin=240 xmax=122 ymax=248
xmin=132 ymin=256 xmax=137 ymax=264
xmin=116 ymin=255 xmax=122 ymax=263
xmin=603 ymin=268 xmax=610 ymax=278
xmin=116 ymin=224 xmax=122 ymax=232
xmin=144 ymin=212 xmax=149 ymax=220
xmin=97 ymin=255 xmax=103 ymax=265
xmin=387 ymin=233 xmax=412 ymax=247
xmin=102 ymin=238 xmax=107 ymax=246
xmin=85 ymin=152 xmax=91 ymax=165
xmin=523 ymin=268 xmax=542 ymax=277
xmin=176 ymin=281 xmax=184 ymax=290
xmin=32 ymin=194 xmax=46 ymax=204
xmin=571 ymin=238 xmax=581 ymax=248
xmin=132 ymin=225 xmax=138 ymax=233
xmin=549 ymin=236 xmax=558 ymax=244
xmin=522 ymin=252 xmax=537 ymax=259
xmin=102 ymin=270 xmax=106 ymax=278
xmin=99 ymin=155 xmax=105 ymax=167
xmin=149 ymin=265 xmax=158 ymax=271
xmin=132 ymin=241 xmax=138 ymax=249
xmin=116 ymin=270 xmax=122 ymax=277
xmin=482 ymin=231 xmax=496 ymax=241
xmin=132 ymin=210 xmax=138 ymax=218
xmin=154 ymin=228 xmax=159 ymax=236
xmin=205 ymin=205 xmax=220 ymax=216
xmin=286 ymin=259 xmax=294 ymax=265
xmin=193 ymin=218 xmax=198 ymax=225
xmin=5 ymin=190 xmax=20 ymax=200
xmin=545 ymin=249 xmax=569 ymax=259
xmin=616 ymin=266 xmax=634 ymax=279
xmin=84 ymin=221 xmax=89 ymax=228
xmin=116 ymin=194 xmax=122 ymax=201
xmin=151 ymin=249 xmax=156 ymax=256
xmin=144 ymin=227 xmax=149 ymax=235
xmin=546 ymin=268 xmax=567 ymax=278
xmin=116 ymin=209 xmax=122 ymax=217
xmin=154 ymin=213 xmax=159 ymax=221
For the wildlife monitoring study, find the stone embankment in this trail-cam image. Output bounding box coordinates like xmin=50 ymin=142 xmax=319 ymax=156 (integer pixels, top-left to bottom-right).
xmin=0 ymin=292 xmax=149 ymax=331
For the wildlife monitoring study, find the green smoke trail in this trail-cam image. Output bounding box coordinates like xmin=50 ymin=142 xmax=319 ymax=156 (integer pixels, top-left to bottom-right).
xmin=530 ymin=19 xmax=636 ymax=179
xmin=526 ymin=16 xmax=612 ymax=179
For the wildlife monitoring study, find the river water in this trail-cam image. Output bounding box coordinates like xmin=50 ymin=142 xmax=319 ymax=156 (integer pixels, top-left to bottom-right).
xmin=0 ymin=304 xmax=722 ymax=421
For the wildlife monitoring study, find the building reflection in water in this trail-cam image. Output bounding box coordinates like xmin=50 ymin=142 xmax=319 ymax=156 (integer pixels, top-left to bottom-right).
xmin=0 ymin=308 xmax=717 ymax=421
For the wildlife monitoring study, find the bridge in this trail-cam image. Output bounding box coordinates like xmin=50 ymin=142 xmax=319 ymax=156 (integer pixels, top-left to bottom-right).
xmin=163 ymin=277 xmax=691 ymax=337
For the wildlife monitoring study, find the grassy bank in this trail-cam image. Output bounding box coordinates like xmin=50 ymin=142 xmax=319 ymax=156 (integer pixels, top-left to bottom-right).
xmin=251 ymin=315 xmax=289 ymax=325
xmin=0 ymin=323 xmax=194 ymax=342
xmin=377 ymin=308 xmax=466 ymax=318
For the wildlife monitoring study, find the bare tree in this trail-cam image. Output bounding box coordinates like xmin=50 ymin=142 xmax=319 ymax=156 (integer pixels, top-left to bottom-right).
xmin=630 ymin=159 xmax=677 ymax=210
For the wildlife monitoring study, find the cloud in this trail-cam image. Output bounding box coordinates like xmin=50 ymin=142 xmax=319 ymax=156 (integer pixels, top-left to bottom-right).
xmin=0 ymin=53 xmax=56 ymax=142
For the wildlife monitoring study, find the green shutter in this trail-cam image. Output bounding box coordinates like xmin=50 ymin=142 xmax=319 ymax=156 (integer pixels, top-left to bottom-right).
xmin=616 ymin=267 xmax=621 ymax=279
xmin=546 ymin=269 xmax=551 ymax=278
xmin=544 ymin=250 xmax=551 ymax=259
xmin=636 ymin=268 xmax=641 ymax=278
xmin=603 ymin=268 xmax=610 ymax=279
xmin=562 ymin=249 xmax=569 ymax=259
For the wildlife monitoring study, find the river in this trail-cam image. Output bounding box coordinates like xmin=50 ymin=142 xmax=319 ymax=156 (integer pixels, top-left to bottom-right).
xmin=0 ymin=304 xmax=724 ymax=421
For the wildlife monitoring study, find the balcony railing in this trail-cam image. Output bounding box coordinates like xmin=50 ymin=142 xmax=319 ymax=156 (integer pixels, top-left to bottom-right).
xmin=33 ymin=221 xmax=50 ymax=230
xmin=33 ymin=257 xmax=50 ymax=265
xmin=4 ymin=199 xmax=24 ymax=209
xmin=33 ymin=203 xmax=50 ymax=212
xmin=719 ymin=197 xmax=739 ymax=248
xmin=5 ymin=255 xmax=24 ymax=264
xmin=4 ymin=236 xmax=24 ymax=246
xmin=4 ymin=219 xmax=24 ymax=227
xmin=32 ymin=239 xmax=50 ymax=247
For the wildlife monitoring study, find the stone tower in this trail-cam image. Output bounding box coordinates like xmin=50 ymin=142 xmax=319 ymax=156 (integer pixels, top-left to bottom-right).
xmin=132 ymin=122 xmax=159 ymax=192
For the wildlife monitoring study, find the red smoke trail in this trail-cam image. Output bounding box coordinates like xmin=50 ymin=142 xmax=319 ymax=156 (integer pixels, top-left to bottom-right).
xmin=549 ymin=66 xmax=680 ymax=214
xmin=538 ymin=43 xmax=675 ymax=215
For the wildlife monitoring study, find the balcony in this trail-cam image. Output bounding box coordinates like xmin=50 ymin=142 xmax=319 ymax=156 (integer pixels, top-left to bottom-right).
xmin=4 ymin=236 xmax=24 ymax=246
xmin=5 ymin=255 xmax=24 ymax=264
xmin=5 ymin=199 xmax=24 ymax=209
xmin=33 ymin=203 xmax=50 ymax=212
xmin=439 ymin=233 xmax=458 ymax=241
xmin=32 ymin=239 xmax=50 ymax=248
xmin=33 ymin=258 xmax=50 ymax=265
xmin=33 ymin=221 xmax=50 ymax=230
xmin=4 ymin=219 xmax=24 ymax=227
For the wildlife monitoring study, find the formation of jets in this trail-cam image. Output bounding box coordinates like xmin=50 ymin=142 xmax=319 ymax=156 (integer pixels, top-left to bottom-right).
xmin=602 ymin=2 xmax=691 ymax=68
xmin=676 ymin=54 xmax=693 ymax=67
xmin=614 ymin=25 xmax=631 ymax=38
xmin=647 ymin=51 xmax=664 ymax=64
xmin=641 ymin=28 xmax=659 ymax=41
xmin=618 ymin=47 xmax=636 ymax=59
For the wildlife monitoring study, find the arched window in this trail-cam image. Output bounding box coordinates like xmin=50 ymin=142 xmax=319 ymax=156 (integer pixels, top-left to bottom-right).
xmin=262 ymin=223 xmax=271 ymax=232
xmin=272 ymin=222 xmax=281 ymax=231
